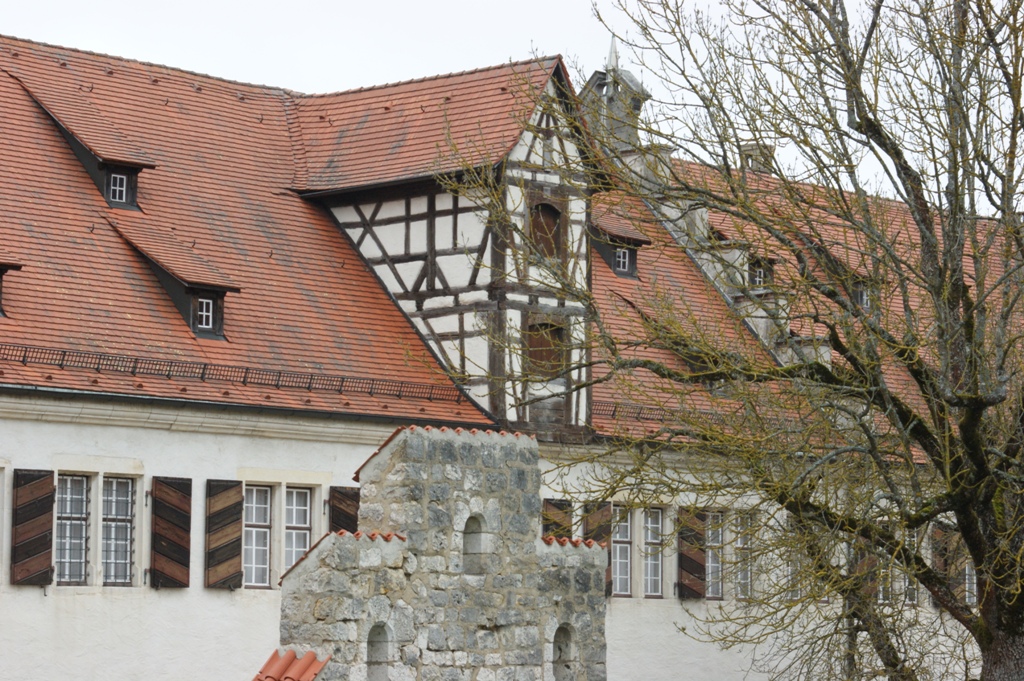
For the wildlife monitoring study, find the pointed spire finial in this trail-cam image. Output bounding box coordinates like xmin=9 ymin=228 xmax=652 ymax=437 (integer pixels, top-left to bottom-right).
xmin=607 ymin=37 xmax=619 ymax=74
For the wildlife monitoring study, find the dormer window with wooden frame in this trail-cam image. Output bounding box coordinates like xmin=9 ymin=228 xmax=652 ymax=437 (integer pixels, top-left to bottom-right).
xmin=191 ymin=292 xmax=224 ymax=337
xmin=852 ymin=281 xmax=872 ymax=311
xmin=104 ymin=169 xmax=139 ymax=207
xmin=0 ymin=259 xmax=23 ymax=318
xmin=748 ymin=257 xmax=774 ymax=289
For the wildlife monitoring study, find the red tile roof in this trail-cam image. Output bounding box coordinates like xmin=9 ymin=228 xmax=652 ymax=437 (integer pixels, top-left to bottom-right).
xmin=589 ymin=191 xmax=772 ymax=435
xmin=0 ymin=35 xmax=498 ymax=425
xmin=254 ymin=650 xmax=329 ymax=681
xmin=293 ymin=58 xmax=566 ymax=193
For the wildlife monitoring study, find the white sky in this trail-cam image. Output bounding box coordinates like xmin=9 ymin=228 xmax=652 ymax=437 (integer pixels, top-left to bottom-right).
xmin=4 ymin=1 xmax=624 ymax=94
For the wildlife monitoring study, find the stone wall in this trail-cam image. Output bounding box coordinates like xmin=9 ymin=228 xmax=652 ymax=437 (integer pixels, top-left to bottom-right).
xmin=279 ymin=426 xmax=607 ymax=681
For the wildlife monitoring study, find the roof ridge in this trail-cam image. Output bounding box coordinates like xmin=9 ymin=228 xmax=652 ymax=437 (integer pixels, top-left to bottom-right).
xmin=294 ymin=55 xmax=561 ymax=99
xmin=0 ymin=33 xmax=293 ymax=94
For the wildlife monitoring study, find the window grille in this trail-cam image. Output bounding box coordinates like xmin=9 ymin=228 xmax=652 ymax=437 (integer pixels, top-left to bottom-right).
xmin=643 ymin=508 xmax=662 ymax=596
xmin=102 ymin=477 xmax=134 ymax=585
xmin=705 ymin=512 xmax=724 ymax=599
xmin=56 ymin=475 xmax=89 ymax=584
xmin=243 ymin=486 xmax=271 ymax=586
xmin=284 ymin=488 xmax=311 ymax=570
xmin=611 ymin=507 xmax=631 ymax=595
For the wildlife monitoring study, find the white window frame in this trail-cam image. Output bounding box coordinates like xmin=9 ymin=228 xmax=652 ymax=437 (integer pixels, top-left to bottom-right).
xmin=735 ymin=511 xmax=754 ymax=600
xmin=284 ymin=487 xmax=312 ymax=570
xmin=643 ymin=508 xmax=663 ymax=597
xmin=705 ymin=511 xmax=724 ymax=599
xmin=109 ymin=173 xmax=128 ymax=203
xmin=243 ymin=486 xmax=272 ymax=587
xmin=904 ymin=531 xmax=919 ymax=604
xmin=56 ymin=474 xmax=90 ymax=585
xmin=196 ymin=297 xmax=214 ymax=330
xmin=614 ymin=247 xmax=632 ymax=273
xmin=965 ymin=561 xmax=978 ymax=607
xmin=102 ymin=477 xmax=134 ymax=585
xmin=611 ymin=507 xmax=631 ymax=596
xmin=852 ymin=283 xmax=871 ymax=310
xmin=749 ymin=259 xmax=771 ymax=287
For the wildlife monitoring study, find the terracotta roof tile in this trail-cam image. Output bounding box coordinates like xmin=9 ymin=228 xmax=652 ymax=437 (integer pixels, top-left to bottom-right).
xmin=254 ymin=649 xmax=329 ymax=681
xmin=293 ymin=58 xmax=564 ymax=192
xmin=0 ymin=34 xmax=492 ymax=425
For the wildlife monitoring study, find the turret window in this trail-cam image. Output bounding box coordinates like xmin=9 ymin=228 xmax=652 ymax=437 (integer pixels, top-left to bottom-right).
xmin=749 ymin=258 xmax=773 ymax=288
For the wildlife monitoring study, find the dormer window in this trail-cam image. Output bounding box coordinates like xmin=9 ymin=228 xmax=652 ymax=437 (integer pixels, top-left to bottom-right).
xmin=190 ymin=292 xmax=224 ymax=337
xmin=104 ymin=168 xmax=138 ymax=207
xmin=109 ymin=173 xmax=127 ymax=203
xmin=195 ymin=297 xmax=214 ymax=330
xmin=749 ymin=258 xmax=773 ymax=288
xmin=852 ymin=282 xmax=872 ymax=311
xmin=0 ymin=260 xmax=23 ymax=318
xmin=614 ymin=247 xmax=633 ymax=273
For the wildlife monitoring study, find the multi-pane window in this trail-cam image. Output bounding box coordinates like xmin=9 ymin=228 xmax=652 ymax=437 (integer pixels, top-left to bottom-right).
xmin=735 ymin=512 xmax=754 ymax=599
xmin=611 ymin=507 xmax=631 ymax=595
xmin=643 ymin=508 xmax=662 ymax=596
xmin=705 ymin=512 xmax=724 ymax=599
xmin=904 ymin=532 xmax=919 ymax=604
xmin=56 ymin=475 xmax=89 ymax=584
xmin=284 ymin=488 xmax=312 ymax=570
xmin=965 ymin=561 xmax=978 ymax=607
xmin=615 ymin=248 xmax=631 ymax=273
xmin=109 ymin=173 xmax=127 ymax=203
xmin=852 ymin=282 xmax=871 ymax=310
xmin=243 ymin=486 xmax=272 ymax=587
xmin=102 ymin=477 xmax=134 ymax=585
xmin=196 ymin=297 xmax=214 ymax=330
xmin=749 ymin=258 xmax=772 ymax=287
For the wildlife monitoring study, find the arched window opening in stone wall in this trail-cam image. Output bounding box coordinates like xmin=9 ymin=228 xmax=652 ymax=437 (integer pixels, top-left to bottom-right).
xmin=367 ymin=623 xmax=389 ymax=681
xmin=463 ymin=515 xmax=487 ymax=575
xmin=553 ymin=625 xmax=575 ymax=681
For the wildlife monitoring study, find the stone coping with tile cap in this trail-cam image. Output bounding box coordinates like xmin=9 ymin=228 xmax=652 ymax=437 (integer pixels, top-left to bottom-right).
xmin=279 ymin=529 xmax=407 ymax=585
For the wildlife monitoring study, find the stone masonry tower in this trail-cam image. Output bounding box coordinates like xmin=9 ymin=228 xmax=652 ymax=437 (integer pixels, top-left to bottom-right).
xmin=278 ymin=426 xmax=607 ymax=681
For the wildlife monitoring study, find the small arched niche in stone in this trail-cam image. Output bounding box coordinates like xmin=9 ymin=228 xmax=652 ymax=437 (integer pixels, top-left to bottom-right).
xmin=463 ymin=514 xmax=488 ymax=575
xmin=367 ymin=623 xmax=389 ymax=681
xmin=552 ymin=625 xmax=575 ymax=681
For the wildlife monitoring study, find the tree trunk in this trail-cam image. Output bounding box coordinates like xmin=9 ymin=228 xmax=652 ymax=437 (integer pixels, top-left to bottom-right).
xmin=981 ymin=633 xmax=1024 ymax=681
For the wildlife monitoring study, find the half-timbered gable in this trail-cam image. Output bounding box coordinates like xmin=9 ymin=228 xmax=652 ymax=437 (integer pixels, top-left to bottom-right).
xmin=292 ymin=59 xmax=590 ymax=434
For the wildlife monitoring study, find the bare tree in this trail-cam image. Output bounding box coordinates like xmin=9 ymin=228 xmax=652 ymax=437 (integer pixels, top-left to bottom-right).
xmin=445 ymin=0 xmax=1024 ymax=679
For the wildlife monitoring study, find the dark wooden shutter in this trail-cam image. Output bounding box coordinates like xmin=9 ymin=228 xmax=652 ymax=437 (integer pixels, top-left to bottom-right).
xmin=329 ymin=486 xmax=360 ymax=533
xmin=150 ymin=477 xmax=191 ymax=588
xmin=205 ymin=479 xmax=243 ymax=589
xmin=542 ymin=499 xmax=573 ymax=538
xmin=852 ymin=544 xmax=879 ymax=598
xmin=583 ymin=502 xmax=612 ymax=595
xmin=931 ymin=524 xmax=966 ymax=605
xmin=677 ymin=510 xmax=706 ymax=599
xmin=11 ymin=469 xmax=54 ymax=585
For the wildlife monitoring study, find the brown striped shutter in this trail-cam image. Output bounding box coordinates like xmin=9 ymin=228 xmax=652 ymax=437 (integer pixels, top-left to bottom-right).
xmin=931 ymin=524 xmax=965 ymax=605
xmin=205 ymin=479 xmax=243 ymax=589
xmin=582 ymin=502 xmax=612 ymax=596
xmin=542 ymin=499 xmax=572 ymax=538
xmin=677 ymin=510 xmax=706 ymax=599
xmin=150 ymin=477 xmax=191 ymax=588
xmin=329 ymin=486 xmax=360 ymax=533
xmin=11 ymin=469 xmax=54 ymax=585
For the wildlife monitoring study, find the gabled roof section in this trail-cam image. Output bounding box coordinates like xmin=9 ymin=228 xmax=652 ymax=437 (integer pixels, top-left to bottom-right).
xmin=0 ymin=34 xmax=491 ymax=425
xmin=292 ymin=57 xmax=566 ymax=193
xmin=3 ymin=65 xmax=155 ymax=168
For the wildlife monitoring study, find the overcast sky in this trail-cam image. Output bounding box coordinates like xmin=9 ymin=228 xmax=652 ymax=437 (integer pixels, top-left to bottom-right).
xmin=5 ymin=1 xmax=625 ymax=94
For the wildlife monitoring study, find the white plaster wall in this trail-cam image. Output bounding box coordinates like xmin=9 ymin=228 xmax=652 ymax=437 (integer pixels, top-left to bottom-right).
xmin=0 ymin=396 xmax=396 ymax=681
